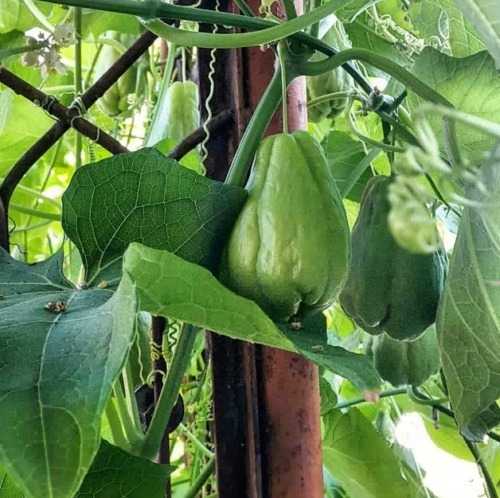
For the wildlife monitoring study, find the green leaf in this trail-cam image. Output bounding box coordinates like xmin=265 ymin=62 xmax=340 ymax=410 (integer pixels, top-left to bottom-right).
xmin=0 ymin=465 xmax=24 ymax=497
xmin=322 ymin=409 xmax=410 ymax=498
xmin=0 ymin=90 xmax=53 ymax=176
xmin=336 ymin=0 xmax=379 ymax=22
xmin=0 ymin=250 xmax=137 ymax=498
xmin=461 ymin=403 xmax=500 ymax=442
xmin=409 ymin=2 xmax=448 ymax=42
xmin=407 ymin=48 xmax=500 ymax=157
xmin=454 ymin=0 xmax=500 ymax=68
xmin=123 ymin=243 xmax=381 ymax=391
xmin=437 ymin=156 xmax=500 ymax=431
xmin=427 ymin=0 xmax=485 ymax=57
xmin=344 ymin=15 xmax=411 ymax=73
xmin=322 ymin=131 xmax=374 ymax=203
xmin=75 ymin=440 xmax=174 ymax=497
xmin=62 ymin=148 xmax=247 ymax=285
xmin=0 ymin=0 xmax=19 ymax=33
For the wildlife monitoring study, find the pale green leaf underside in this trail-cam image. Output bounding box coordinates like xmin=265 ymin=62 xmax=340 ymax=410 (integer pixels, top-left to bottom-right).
xmin=322 ymin=409 xmax=410 ymax=498
xmin=455 ymin=0 xmax=500 ymax=68
xmin=437 ymin=161 xmax=500 ymax=429
xmin=0 ymin=251 xmax=137 ymax=498
xmin=124 ymin=243 xmax=381 ymax=391
xmin=408 ymin=48 xmax=500 ymax=157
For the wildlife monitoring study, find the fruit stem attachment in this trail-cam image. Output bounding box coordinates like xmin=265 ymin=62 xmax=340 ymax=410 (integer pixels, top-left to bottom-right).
xmin=278 ymin=41 xmax=289 ymax=134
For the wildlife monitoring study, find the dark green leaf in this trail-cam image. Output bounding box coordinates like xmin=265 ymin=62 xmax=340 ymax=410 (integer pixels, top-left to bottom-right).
xmin=76 ymin=440 xmax=174 ymax=497
xmin=62 ymin=148 xmax=247 ymax=285
xmin=123 ymin=243 xmax=381 ymax=391
xmin=322 ymin=131 xmax=374 ymax=202
xmin=461 ymin=403 xmax=500 ymax=442
xmin=0 ymin=250 xmax=137 ymax=498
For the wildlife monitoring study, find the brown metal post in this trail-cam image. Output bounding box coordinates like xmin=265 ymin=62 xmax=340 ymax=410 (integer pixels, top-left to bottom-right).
xmin=243 ymin=1 xmax=325 ymax=496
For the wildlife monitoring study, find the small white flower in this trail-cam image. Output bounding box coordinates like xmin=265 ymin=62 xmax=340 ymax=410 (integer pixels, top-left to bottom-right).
xmin=21 ymin=50 xmax=41 ymax=67
xmin=41 ymin=47 xmax=67 ymax=77
xmin=53 ymin=23 xmax=76 ymax=47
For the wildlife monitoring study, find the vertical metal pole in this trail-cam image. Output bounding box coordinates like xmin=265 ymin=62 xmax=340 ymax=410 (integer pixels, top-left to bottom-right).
xmin=243 ymin=0 xmax=325 ymax=496
xmin=198 ymin=2 xmax=262 ymax=496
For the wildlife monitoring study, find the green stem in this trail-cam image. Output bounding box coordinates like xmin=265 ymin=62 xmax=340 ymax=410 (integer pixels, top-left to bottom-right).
xmin=233 ymin=0 xmax=255 ymax=17
xmin=278 ymin=42 xmax=289 ymax=134
xmin=143 ymin=41 xmax=177 ymax=147
xmin=181 ymin=456 xmax=216 ymax=498
xmin=0 ymin=41 xmax=47 ymax=60
xmin=24 ymin=0 xmax=54 ymax=30
xmin=463 ymin=438 xmax=499 ymax=498
xmin=12 ymin=220 xmax=52 ymax=233
xmin=139 ymin=324 xmax=198 ymax=459
xmin=105 ymin=398 xmax=130 ymax=450
xmin=113 ymin=382 xmax=144 ymax=445
xmin=281 ymin=0 xmax=298 ymax=21
xmin=335 ymin=387 xmax=408 ymax=410
xmin=74 ymin=7 xmax=83 ymax=168
xmin=407 ymin=386 xmax=448 ymax=406
xmin=225 ymin=66 xmax=285 ymax=187
xmin=307 ymin=90 xmax=351 ymax=109
xmin=83 ymin=44 xmax=103 ymax=90
xmin=40 ymin=0 xmax=358 ymax=49
xmin=123 ymin=361 xmax=143 ymax=433
xmin=9 ymin=203 xmax=60 ymax=220
xmin=340 ymin=148 xmax=380 ymax=199
xmin=179 ymin=423 xmax=214 ymax=458
xmin=346 ymin=97 xmax=406 ymax=153
xmin=0 ymin=180 xmax=60 ymax=208
xmin=297 ymin=48 xmax=452 ymax=107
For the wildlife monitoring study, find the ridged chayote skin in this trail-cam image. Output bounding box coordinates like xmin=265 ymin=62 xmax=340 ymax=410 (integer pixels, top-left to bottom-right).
xmin=371 ymin=326 xmax=441 ymax=387
xmin=340 ymin=175 xmax=448 ymax=341
xmin=220 ymin=131 xmax=351 ymax=323
xmin=307 ymin=17 xmax=353 ymax=123
xmin=93 ymin=32 xmax=141 ymax=118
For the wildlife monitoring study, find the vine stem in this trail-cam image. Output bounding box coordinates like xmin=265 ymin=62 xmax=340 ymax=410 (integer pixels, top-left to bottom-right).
xmin=181 ymin=456 xmax=216 ymax=498
xmin=139 ymin=324 xmax=198 ymax=459
xmin=278 ymin=42 xmax=289 ymax=134
xmin=144 ymin=41 xmax=178 ymax=147
xmin=225 ymin=66 xmax=286 ymax=187
xmin=296 ymin=48 xmax=451 ymax=106
xmin=463 ymin=438 xmax=499 ymax=498
xmin=41 ymin=0 xmax=357 ymax=48
xmin=415 ymin=103 xmax=500 ymax=140
xmin=334 ymin=387 xmax=408 ymax=410
xmin=74 ymin=7 xmax=83 ymax=168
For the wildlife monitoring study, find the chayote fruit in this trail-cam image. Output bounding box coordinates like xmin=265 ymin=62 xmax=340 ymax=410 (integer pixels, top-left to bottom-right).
xmin=220 ymin=131 xmax=351 ymax=323
xmin=340 ymin=175 xmax=448 ymax=341
xmin=371 ymin=326 xmax=441 ymax=387
xmin=307 ymin=16 xmax=353 ymax=123
xmin=93 ymin=31 xmax=142 ymax=118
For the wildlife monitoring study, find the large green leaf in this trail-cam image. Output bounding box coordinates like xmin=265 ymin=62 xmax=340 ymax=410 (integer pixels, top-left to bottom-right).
xmin=322 ymin=409 xmax=410 ymax=498
xmin=407 ymin=48 xmax=500 ymax=157
xmin=427 ymin=0 xmax=485 ymax=57
xmin=123 ymin=243 xmax=381 ymax=391
xmin=62 ymin=147 xmax=247 ymax=286
xmin=454 ymin=0 xmax=500 ymax=68
xmin=0 ymin=250 xmax=137 ymax=498
xmin=75 ymin=440 xmax=174 ymax=497
xmin=436 ymin=156 xmax=500 ymax=431
xmin=0 ymin=0 xmax=53 ymax=33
